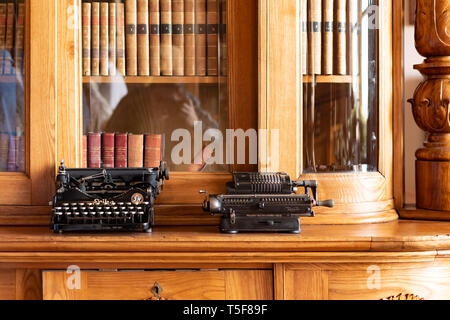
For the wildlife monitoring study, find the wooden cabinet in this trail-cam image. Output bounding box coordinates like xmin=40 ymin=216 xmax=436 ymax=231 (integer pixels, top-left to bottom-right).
xmin=43 ymin=270 xmax=273 ymax=300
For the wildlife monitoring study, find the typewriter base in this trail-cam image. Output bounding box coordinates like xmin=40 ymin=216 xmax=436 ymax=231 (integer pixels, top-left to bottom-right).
xmin=220 ymin=216 xmax=301 ymax=234
xmin=52 ymin=223 xmax=152 ymax=234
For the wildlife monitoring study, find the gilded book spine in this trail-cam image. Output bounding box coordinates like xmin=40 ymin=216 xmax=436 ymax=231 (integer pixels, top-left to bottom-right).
xmin=109 ymin=0 xmax=117 ymax=75
xmin=206 ymin=0 xmax=218 ymax=75
xmin=194 ymin=0 xmax=206 ymax=75
xmin=334 ymin=0 xmax=346 ymax=75
xmin=128 ymin=134 xmax=144 ymax=167
xmin=4 ymin=1 xmax=14 ymax=75
xmin=91 ymin=1 xmax=100 ymax=75
xmin=17 ymin=134 xmax=24 ymax=172
xmin=116 ymin=1 xmax=126 ymax=75
xmin=82 ymin=0 xmax=91 ymax=76
xmin=115 ymin=133 xmax=128 ymax=168
xmin=14 ymin=0 xmax=24 ymax=75
xmin=87 ymin=132 xmax=101 ymax=168
xmin=100 ymin=0 xmax=109 ymax=76
xmin=160 ymin=0 xmax=173 ymax=75
xmin=308 ymin=0 xmax=321 ymax=75
xmin=322 ymin=0 xmax=333 ymax=75
xmin=7 ymin=135 xmax=18 ymax=172
xmin=0 ymin=1 xmax=6 ymax=75
xmin=172 ymin=0 xmax=184 ymax=75
xmin=184 ymin=0 xmax=195 ymax=75
xmin=137 ymin=0 xmax=150 ymax=75
xmin=101 ymin=132 xmax=115 ymax=168
xmin=149 ymin=0 xmax=160 ymax=75
xmin=0 ymin=133 xmax=8 ymax=171
xmin=219 ymin=0 xmax=227 ymax=76
xmin=126 ymin=0 xmax=138 ymax=76
xmin=82 ymin=135 xmax=88 ymax=168
xmin=144 ymin=134 xmax=163 ymax=168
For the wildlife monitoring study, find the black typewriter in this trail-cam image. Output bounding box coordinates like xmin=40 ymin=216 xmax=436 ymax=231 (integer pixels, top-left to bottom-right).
xmin=200 ymin=172 xmax=334 ymax=234
xmin=51 ymin=160 xmax=169 ymax=233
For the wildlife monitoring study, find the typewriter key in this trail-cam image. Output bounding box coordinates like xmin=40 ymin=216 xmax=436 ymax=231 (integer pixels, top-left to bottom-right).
xmin=63 ymin=203 xmax=70 ymax=206
xmin=82 ymin=212 xmax=89 ymax=216
xmin=106 ymin=211 xmax=112 ymax=215
xmin=98 ymin=211 xmax=104 ymax=215
xmin=120 ymin=206 xmax=126 ymax=210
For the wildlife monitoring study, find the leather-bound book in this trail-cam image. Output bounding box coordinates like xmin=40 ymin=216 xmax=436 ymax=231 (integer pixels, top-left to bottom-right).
xmin=334 ymin=0 xmax=346 ymax=75
xmin=108 ymin=0 xmax=117 ymax=75
xmin=116 ymin=0 xmax=126 ymax=75
xmin=14 ymin=0 xmax=25 ymax=76
xmin=101 ymin=132 xmax=115 ymax=168
xmin=308 ymin=0 xmax=321 ymax=74
xmin=100 ymin=0 xmax=109 ymax=76
xmin=4 ymin=0 xmax=14 ymax=75
xmin=82 ymin=135 xmax=88 ymax=168
xmin=206 ymin=0 xmax=218 ymax=75
xmin=82 ymin=0 xmax=91 ymax=76
xmin=0 ymin=1 xmax=7 ymax=75
xmin=17 ymin=134 xmax=24 ymax=172
xmin=144 ymin=134 xmax=163 ymax=168
xmin=219 ymin=0 xmax=227 ymax=76
xmin=0 ymin=133 xmax=8 ymax=171
xmin=149 ymin=0 xmax=160 ymax=75
xmin=137 ymin=0 xmax=149 ymax=75
xmin=194 ymin=0 xmax=206 ymax=75
xmin=126 ymin=0 xmax=138 ymax=76
xmin=87 ymin=132 xmax=101 ymax=168
xmin=128 ymin=134 xmax=144 ymax=167
xmin=160 ymin=0 xmax=173 ymax=76
xmin=322 ymin=0 xmax=333 ymax=75
xmin=7 ymin=134 xmax=17 ymax=172
xmin=114 ymin=133 xmax=128 ymax=168
xmin=301 ymin=0 xmax=307 ymax=74
xmin=184 ymin=0 xmax=195 ymax=75
xmin=172 ymin=0 xmax=184 ymax=75
xmin=91 ymin=1 xmax=100 ymax=75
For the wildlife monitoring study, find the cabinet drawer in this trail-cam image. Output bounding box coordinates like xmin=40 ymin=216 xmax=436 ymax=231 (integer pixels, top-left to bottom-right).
xmin=43 ymin=270 xmax=273 ymax=300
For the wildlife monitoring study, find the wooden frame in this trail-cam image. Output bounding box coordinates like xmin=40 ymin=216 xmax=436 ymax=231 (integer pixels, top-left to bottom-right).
xmin=259 ymin=0 xmax=398 ymax=224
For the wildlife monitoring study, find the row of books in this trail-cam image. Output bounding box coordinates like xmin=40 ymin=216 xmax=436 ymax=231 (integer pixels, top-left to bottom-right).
xmin=0 ymin=133 xmax=24 ymax=172
xmin=0 ymin=0 xmax=25 ymax=76
xmin=82 ymin=0 xmax=227 ymax=77
xmin=302 ymin=0 xmax=348 ymax=75
xmin=83 ymin=132 xmax=164 ymax=168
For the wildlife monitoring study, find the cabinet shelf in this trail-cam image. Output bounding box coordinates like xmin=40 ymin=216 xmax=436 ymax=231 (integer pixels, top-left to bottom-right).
xmin=83 ymin=76 xmax=227 ymax=85
xmin=303 ymin=75 xmax=353 ymax=83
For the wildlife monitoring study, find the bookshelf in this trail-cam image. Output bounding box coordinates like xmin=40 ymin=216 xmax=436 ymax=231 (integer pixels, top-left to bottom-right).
xmin=83 ymin=76 xmax=227 ymax=84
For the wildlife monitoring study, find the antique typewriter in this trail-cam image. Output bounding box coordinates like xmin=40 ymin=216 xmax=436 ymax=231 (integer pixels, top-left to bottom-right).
xmin=200 ymin=172 xmax=334 ymax=233
xmin=51 ymin=160 xmax=169 ymax=233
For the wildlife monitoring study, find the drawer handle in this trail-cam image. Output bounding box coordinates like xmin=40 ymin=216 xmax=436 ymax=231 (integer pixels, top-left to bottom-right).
xmin=147 ymin=281 xmax=167 ymax=300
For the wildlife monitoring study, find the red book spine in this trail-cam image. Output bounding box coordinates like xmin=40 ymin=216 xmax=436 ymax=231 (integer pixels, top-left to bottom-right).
xmin=114 ymin=133 xmax=128 ymax=168
xmin=144 ymin=134 xmax=162 ymax=168
xmin=7 ymin=135 xmax=17 ymax=171
xmin=128 ymin=134 xmax=144 ymax=167
xmin=87 ymin=132 xmax=101 ymax=168
xmin=82 ymin=135 xmax=88 ymax=168
xmin=101 ymin=132 xmax=115 ymax=168
xmin=0 ymin=133 xmax=9 ymax=171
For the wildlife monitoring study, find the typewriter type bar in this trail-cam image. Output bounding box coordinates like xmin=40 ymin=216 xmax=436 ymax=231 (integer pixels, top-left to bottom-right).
xmin=51 ymin=160 xmax=169 ymax=233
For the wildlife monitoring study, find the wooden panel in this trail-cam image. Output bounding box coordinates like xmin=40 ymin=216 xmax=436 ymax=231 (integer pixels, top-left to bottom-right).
xmin=0 ymin=270 xmax=16 ymax=299
xmin=15 ymin=269 xmax=42 ymax=300
xmin=284 ymin=269 xmax=328 ymax=300
xmin=43 ymin=270 xmax=272 ymax=300
xmin=224 ymin=270 xmax=273 ymax=300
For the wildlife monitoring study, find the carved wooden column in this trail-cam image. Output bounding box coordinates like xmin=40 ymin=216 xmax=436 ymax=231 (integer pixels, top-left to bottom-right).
xmin=409 ymin=0 xmax=450 ymax=212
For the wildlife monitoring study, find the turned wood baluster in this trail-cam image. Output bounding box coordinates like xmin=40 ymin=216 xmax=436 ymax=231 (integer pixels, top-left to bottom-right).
xmin=409 ymin=0 xmax=450 ymax=211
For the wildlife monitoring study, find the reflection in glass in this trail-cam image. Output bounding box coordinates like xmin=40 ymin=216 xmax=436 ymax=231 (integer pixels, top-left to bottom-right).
xmin=303 ymin=0 xmax=378 ymax=173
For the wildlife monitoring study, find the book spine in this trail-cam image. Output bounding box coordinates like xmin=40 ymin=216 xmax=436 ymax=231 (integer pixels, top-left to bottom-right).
xmin=101 ymin=132 xmax=115 ymax=168
xmin=4 ymin=1 xmax=14 ymax=75
xmin=219 ymin=0 xmax=226 ymax=76
xmin=109 ymin=1 xmax=116 ymax=75
xmin=0 ymin=1 xmax=6 ymax=75
xmin=82 ymin=1 xmax=91 ymax=76
xmin=137 ymin=0 xmax=150 ymax=75
xmin=322 ymin=0 xmax=333 ymax=75
xmin=82 ymin=135 xmax=88 ymax=168
xmin=0 ymin=133 xmax=8 ymax=171
xmin=144 ymin=134 xmax=162 ymax=168
xmin=91 ymin=1 xmax=100 ymax=75
xmin=17 ymin=134 xmax=24 ymax=171
xmin=100 ymin=0 xmax=109 ymax=76
xmin=116 ymin=1 xmax=126 ymax=75
xmin=301 ymin=0 xmax=307 ymax=74
xmin=87 ymin=132 xmax=101 ymax=168
xmin=7 ymin=135 xmax=17 ymax=171
xmin=194 ymin=0 xmax=205 ymax=75
xmin=14 ymin=0 xmax=24 ymax=76
xmin=114 ymin=133 xmax=128 ymax=168
xmin=184 ymin=0 xmax=195 ymax=75
xmin=126 ymin=0 xmax=138 ymax=76
xmin=308 ymin=0 xmax=321 ymax=75
xmin=128 ymin=134 xmax=144 ymax=167
xmin=206 ymin=0 xmax=218 ymax=75
xmin=172 ymin=0 xmax=184 ymax=75
xmin=334 ymin=0 xmax=346 ymax=75
xmin=149 ymin=0 xmax=160 ymax=75
xmin=160 ymin=0 xmax=172 ymax=75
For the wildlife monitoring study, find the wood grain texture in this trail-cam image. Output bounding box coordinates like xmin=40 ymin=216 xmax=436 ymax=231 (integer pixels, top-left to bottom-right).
xmin=15 ymin=269 xmax=42 ymax=300
xmin=43 ymin=270 xmax=272 ymax=300
xmin=0 ymin=269 xmax=15 ymax=299
xmin=399 ymin=206 xmax=450 ymax=221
